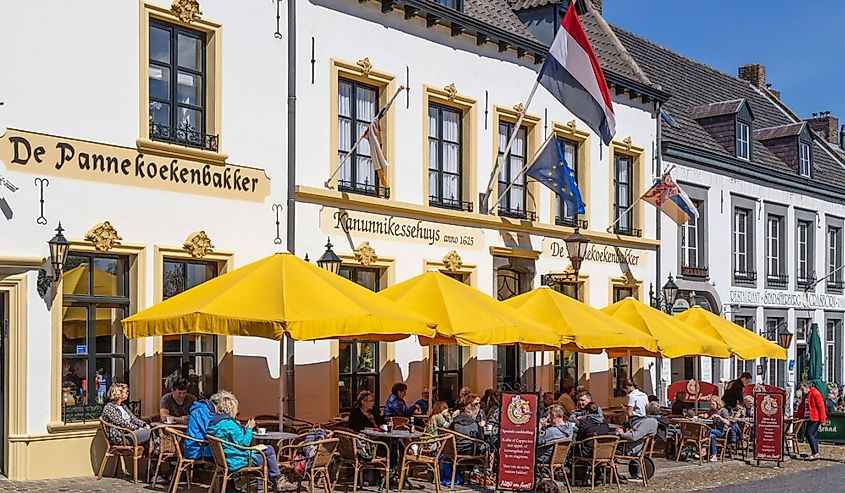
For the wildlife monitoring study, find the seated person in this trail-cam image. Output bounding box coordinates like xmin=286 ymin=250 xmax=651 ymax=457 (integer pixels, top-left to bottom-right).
xmin=825 ymin=388 xmax=839 ymax=415
xmin=570 ymin=391 xmax=602 ymax=423
xmin=730 ymin=395 xmax=754 ymax=443
xmin=671 ymin=391 xmax=692 ymax=416
xmin=101 ymin=383 xmax=151 ymax=445
xmin=451 ymin=394 xmax=486 ymax=455
xmin=185 ymin=392 xmax=225 ymax=460
xmin=616 ymin=402 xmax=660 ymax=481
xmin=702 ymin=395 xmax=732 ymax=462
xmin=160 ymin=378 xmax=195 ymax=424
xmin=207 ymin=392 xmax=281 ymax=490
xmin=556 ymin=384 xmax=577 ymax=414
xmin=414 ymin=387 xmax=431 ymax=415
xmin=349 ymin=390 xmax=386 ymax=432
xmin=426 ymin=401 xmax=452 ymax=435
xmin=537 ymin=405 xmax=575 ymax=464
xmin=538 ymin=392 xmax=555 ymax=419
xmin=575 ymin=402 xmax=610 ymax=457
xmin=383 ymin=383 xmax=419 ymax=419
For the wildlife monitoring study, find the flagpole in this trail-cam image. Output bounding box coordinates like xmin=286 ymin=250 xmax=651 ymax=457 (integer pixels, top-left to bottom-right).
xmin=489 ymin=132 xmax=556 ymax=212
xmin=325 ymin=85 xmax=405 ymax=188
xmin=605 ymin=164 xmax=678 ymax=233
xmin=481 ymin=79 xmax=540 ymax=213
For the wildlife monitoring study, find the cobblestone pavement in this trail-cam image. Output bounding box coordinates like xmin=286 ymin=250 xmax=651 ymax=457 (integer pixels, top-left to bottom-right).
xmin=2 ymin=445 xmax=844 ymax=493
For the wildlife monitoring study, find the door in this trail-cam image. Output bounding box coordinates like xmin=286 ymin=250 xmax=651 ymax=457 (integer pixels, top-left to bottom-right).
xmin=1 ymin=293 xmax=6 ymax=475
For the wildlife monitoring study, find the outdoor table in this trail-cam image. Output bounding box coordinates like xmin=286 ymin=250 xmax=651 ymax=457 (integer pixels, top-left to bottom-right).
xmin=362 ymin=429 xmax=422 ymax=488
xmin=253 ymin=431 xmax=298 ymax=443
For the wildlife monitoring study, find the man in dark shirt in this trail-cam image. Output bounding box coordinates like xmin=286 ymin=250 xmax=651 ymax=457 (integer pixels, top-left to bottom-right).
xmin=671 ymin=391 xmax=692 ymax=415
xmin=160 ymin=378 xmax=195 ymax=424
xmin=723 ymin=372 xmax=752 ymax=409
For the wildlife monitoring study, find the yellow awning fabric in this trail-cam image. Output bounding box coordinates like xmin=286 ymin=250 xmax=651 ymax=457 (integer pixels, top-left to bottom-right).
xmin=600 ymin=298 xmax=731 ymax=358
xmin=675 ymin=306 xmax=787 ymax=360
xmin=378 ymin=271 xmax=565 ymax=349
xmin=122 ymin=253 xmax=436 ymax=342
xmin=504 ymin=287 xmax=658 ymax=355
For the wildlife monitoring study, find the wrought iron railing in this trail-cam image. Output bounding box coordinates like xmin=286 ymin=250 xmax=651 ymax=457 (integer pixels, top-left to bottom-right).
xmin=681 ymin=265 xmax=709 ymax=278
xmin=429 ymin=196 xmax=473 ymax=212
xmin=555 ymin=216 xmax=589 ymax=229
xmin=338 ymin=180 xmax=390 ymax=199
xmin=62 ymin=400 xmax=142 ymax=424
xmin=150 ymin=122 xmax=219 ymax=152
xmin=613 ymin=225 xmax=642 ymax=237
xmin=498 ymin=206 xmax=537 ymax=221
xmin=827 ymin=279 xmax=844 ymax=292
xmin=734 ymin=270 xmax=757 ymax=285
xmin=797 ymin=274 xmax=816 ymax=290
xmin=766 ymin=273 xmax=789 ymax=288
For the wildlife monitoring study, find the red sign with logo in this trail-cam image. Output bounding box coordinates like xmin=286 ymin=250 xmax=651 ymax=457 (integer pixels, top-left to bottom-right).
xmin=666 ymin=379 xmax=719 ymax=403
xmin=753 ymin=391 xmax=784 ymax=462
xmin=496 ymin=393 xmax=538 ymax=491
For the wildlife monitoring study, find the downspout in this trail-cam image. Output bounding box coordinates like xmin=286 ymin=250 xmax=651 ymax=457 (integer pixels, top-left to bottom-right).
xmin=654 ymin=102 xmax=664 ymax=403
xmin=285 ymin=0 xmax=297 ymax=416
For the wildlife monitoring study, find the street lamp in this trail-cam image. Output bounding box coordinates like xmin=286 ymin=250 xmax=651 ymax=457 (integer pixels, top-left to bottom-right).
xmin=650 ymin=274 xmax=679 ymax=313
xmin=316 ymin=237 xmax=342 ymax=275
xmin=564 ymin=227 xmax=590 ymax=279
xmin=37 ymin=222 xmax=71 ymax=297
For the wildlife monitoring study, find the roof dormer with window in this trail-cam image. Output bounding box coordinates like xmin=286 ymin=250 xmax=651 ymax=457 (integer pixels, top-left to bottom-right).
xmin=754 ymin=122 xmax=814 ymax=178
xmin=689 ymin=98 xmax=754 ymax=162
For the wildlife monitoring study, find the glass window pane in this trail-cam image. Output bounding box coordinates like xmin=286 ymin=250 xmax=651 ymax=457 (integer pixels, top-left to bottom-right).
xmin=62 ymin=358 xmax=88 ymax=405
xmin=94 ymin=307 xmax=126 ymax=355
xmin=163 ymin=334 xmax=183 ymax=353
xmin=92 ymin=359 xmax=118 ymax=404
xmin=356 ymin=87 xmax=376 ymax=122
xmin=428 ymin=140 xmax=439 ymax=171
xmin=357 ymin=269 xmax=379 ymax=292
xmin=191 ymin=355 xmax=214 ymax=398
xmin=436 ymin=374 xmax=460 ymax=405
xmin=62 ymin=305 xmax=88 ymax=353
xmin=150 ymin=101 xmax=171 ymax=127
xmin=339 ymin=81 xmax=352 ymax=118
xmin=339 ymin=376 xmax=353 ymax=410
xmin=185 ymin=262 xmax=216 ymax=289
xmin=339 ymin=341 xmax=352 ymax=373
xmin=356 ymin=343 xmax=377 ymax=373
xmin=177 ymin=33 xmax=202 ymax=70
xmin=162 ymin=355 xmax=183 ymax=392
xmin=176 ymin=107 xmax=202 ymax=132
xmin=443 ymin=143 xmax=459 ymax=173
xmin=443 ymin=110 xmax=460 ymax=142
xmin=63 ymin=255 xmax=90 ymax=296
xmin=429 ymin=106 xmax=439 ymax=138
xmin=149 ymin=65 xmax=170 ymax=101
xmin=92 ymin=257 xmax=125 ymax=296
xmin=177 ymin=72 xmax=202 ymax=106
xmin=150 ymin=26 xmax=171 ymax=64
xmin=163 ymin=261 xmax=185 ymax=299
xmin=187 ymin=334 xmax=215 ymax=353
xmin=356 ymin=375 xmax=377 ymax=395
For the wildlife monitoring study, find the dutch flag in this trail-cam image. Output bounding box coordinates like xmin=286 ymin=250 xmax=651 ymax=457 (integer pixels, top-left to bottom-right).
xmin=538 ymin=3 xmax=616 ymax=145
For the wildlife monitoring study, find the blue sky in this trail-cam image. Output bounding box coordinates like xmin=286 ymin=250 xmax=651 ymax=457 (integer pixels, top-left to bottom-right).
xmin=605 ymin=0 xmax=845 ymax=122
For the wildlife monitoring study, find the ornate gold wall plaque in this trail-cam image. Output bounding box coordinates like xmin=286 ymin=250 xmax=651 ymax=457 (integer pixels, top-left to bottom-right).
xmin=85 ymin=221 xmax=122 ymax=252
xmin=353 ymin=241 xmax=378 ymax=266
xmin=513 ymin=103 xmax=525 ymax=114
xmin=356 ymin=57 xmax=373 ymax=77
xmin=622 ymin=136 xmax=633 ymax=150
xmin=183 ymin=230 xmax=214 ymax=258
xmin=442 ymin=250 xmax=463 ymax=272
xmin=566 ymin=120 xmax=577 ymax=131
xmin=444 ymin=83 xmax=458 ymax=101
xmin=171 ymin=0 xmax=202 ymax=23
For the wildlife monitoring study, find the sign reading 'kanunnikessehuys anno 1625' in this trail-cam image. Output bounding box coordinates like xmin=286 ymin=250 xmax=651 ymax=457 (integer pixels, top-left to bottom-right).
xmin=320 ymin=207 xmax=485 ymax=250
xmin=0 ymin=128 xmax=270 ymax=201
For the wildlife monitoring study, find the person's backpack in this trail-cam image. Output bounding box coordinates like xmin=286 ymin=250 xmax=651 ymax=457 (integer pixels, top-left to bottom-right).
xmin=293 ymin=427 xmax=328 ymax=476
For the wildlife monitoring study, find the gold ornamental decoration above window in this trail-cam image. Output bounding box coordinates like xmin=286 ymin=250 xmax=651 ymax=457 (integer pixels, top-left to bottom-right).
xmin=356 ymin=57 xmax=373 ymax=77
xmin=85 ymin=221 xmax=122 ymax=252
xmin=354 ymin=241 xmax=378 ymax=266
xmin=183 ymin=230 xmax=214 ymax=258
xmin=171 ymin=0 xmax=202 ymax=23
xmin=442 ymin=250 xmax=463 ymax=272
xmin=444 ymin=83 xmax=458 ymax=101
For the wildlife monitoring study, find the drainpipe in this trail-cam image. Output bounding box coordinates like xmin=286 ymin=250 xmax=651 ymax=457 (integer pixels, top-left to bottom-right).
xmin=285 ymin=0 xmax=297 ymax=416
xmin=654 ymin=102 xmax=664 ymax=403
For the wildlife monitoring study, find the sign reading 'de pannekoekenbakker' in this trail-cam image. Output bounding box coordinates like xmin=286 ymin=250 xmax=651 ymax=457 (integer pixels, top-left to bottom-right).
xmin=0 ymin=128 xmax=270 ymax=201
xmin=542 ymin=237 xmax=646 ymax=267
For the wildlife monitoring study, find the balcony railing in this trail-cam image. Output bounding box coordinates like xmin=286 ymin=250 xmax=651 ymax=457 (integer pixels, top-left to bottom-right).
xmin=766 ymin=273 xmax=789 ymax=288
xmin=555 ymin=216 xmax=589 ymax=229
xmin=612 ymin=225 xmax=642 ymax=237
xmin=827 ymin=279 xmax=844 ymax=292
xmin=681 ymin=265 xmax=709 ymax=278
xmin=498 ymin=206 xmax=537 ymax=221
xmin=150 ymin=122 xmax=219 ymax=152
xmin=429 ymin=196 xmax=473 ymax=212
xmin=734 ymin=270 xmax=757 ymax=285
xmin=62 ymin=400 xmax=141 ymax=424
xmin=797 ymin=274 xmax=816 ymax=290
xmin=338 ymin=180 xmax=390 ymax=199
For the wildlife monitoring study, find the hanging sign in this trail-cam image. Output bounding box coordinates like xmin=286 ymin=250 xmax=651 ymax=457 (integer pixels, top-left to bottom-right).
xmin=753 ymin=390 xmax=784 ymax=463
xmin=497 ymin=393 xmax=538 ymax=491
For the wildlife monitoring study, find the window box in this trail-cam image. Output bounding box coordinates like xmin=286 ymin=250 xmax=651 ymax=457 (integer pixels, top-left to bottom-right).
xmin=766 ymin=274 xmax=789 ymax=288
xmin=338 ymin=180 xmax=390 ymax=199
xmin=555 ymin=216 xmax=588 ymax=229
xmin=429 ymin=196 xmax=473 ymax=212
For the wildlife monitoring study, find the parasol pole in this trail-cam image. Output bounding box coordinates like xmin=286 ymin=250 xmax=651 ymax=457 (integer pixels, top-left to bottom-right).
xmin=428 ymin=342 xmax=435 ymax=416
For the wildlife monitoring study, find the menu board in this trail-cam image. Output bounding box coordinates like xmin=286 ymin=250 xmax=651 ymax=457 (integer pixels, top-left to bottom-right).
xmin=753 ymin=391 xmax=784 ymax=462
xmin=497 ymin=393 xmax=538 ymax=491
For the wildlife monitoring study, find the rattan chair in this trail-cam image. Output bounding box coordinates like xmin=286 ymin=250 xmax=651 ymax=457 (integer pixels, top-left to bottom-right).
xmin=572 ymin=435 xmax=620 ymax=490
xmin=785 ymin=419 xmax=805 ymax=457
xmin=547 ymin=440 xmax=573 ymax=493
xmin=148 ymin=425 xmax=180 ymax=489
xmin=282 ymin=415 xmax=315 ymax=434
xmin=390 ymin=416 xmax=411 ymax=431
xmin=166 ymin=427 xmax=211 ymax=493
xmin=675 ymin=420 xmax=711 ymax=464
xmin=440 ymin=429 xmax=489 ymax=488
xmin=614 ymin=435 xmax=654 ymax=486
xmin=334 ymin=430 xmax=391 ymax=493
xmin=207 ymin=434 xmax=269 ymax=493
xmin=397 ymin=435 xmax=450 ymax=493
xmin=97 ymin=418 xmax=147 ymax=483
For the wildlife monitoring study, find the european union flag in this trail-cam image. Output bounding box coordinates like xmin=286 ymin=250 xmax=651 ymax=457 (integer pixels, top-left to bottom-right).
xmin=526 ymin=137 xmax=585 ymax=218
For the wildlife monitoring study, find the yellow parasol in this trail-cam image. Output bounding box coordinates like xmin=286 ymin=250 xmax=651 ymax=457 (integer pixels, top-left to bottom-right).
xmin=378 ymin=271 xmax=565 ymax=349
xmin=600 ymin=298 xmax=731 ymax=358
xmin=675 ymin=306 xmax=787 ymax=360
xmin=504 ymin=287 xmax=658 ymax=355
xmin=122 ymin=253 xmax=436 ymax=341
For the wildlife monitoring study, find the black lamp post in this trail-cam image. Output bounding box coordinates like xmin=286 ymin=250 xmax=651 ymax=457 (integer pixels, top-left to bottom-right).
xmin=316 ymin=237 xmax=342 ymax=275
xmin=37 ymin=222 xmax=71 ymax=297
xmin=650 ymin=274 xmax=679 ymax=313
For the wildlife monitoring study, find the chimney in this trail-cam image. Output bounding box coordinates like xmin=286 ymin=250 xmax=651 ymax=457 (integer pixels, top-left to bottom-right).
xmin=806 ymin=112 xmax=840 ymax=145
xmin=840 ymin=125 xmax=845 ymax=148
xmin=590 ymin=0 xmax=602 ymax=14
xmin=738 ymin=63 xmax=766 ymax=90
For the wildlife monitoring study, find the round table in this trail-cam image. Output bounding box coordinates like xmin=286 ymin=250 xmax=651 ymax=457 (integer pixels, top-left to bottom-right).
xmin=361 ymin=429 xmax=422 ymax=441
xmin=253 ymin=431 xmax=298 ymax=442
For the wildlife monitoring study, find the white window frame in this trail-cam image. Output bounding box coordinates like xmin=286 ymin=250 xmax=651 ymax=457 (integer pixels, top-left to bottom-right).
xmin=681 ymin=205 xmax=700 ymax=268
xmin=830 ymin=227 xmax=842 ymax=283
xmin=734 ymin=209 xmax=748 ymax=271
xmin=798 ymin=221 xmax=809 ymax=279
xmin=799 ymin=142 xmax=811 ymax=177
xmin=736 ymin=121 xmax=750 ymax=161
xmin=767 ymin=216 xmax=782 ymax=276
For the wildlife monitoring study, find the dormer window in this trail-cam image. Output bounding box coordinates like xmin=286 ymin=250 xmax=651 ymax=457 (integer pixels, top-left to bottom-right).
xmin=736 ymin=121 xmax=750 ymax=160
xmin=432 ymin=0 xmax=463 ymax=11
xmin=799 ymin=142 xmax=812 ymax=177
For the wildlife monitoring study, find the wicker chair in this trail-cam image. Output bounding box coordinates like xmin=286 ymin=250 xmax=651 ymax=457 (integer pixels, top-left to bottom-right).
xmin=166 ymin=427 xmax=211 ymax=493
xmin=440 ymin=429 xmax=489 ymax=488
xmin=675 ymin=421 xmax=711 ymax=464
xmin=282 ymin=415 xmax=315 ymax=434
xmin=397 ymin=435 xmax=450 ymax=493
xmin=657 ymin=421 xmax=679 ymax=460
xmin=334 ymin=430 xmax=390 ymax=493
xmin=148 ymin=425 xmax=180 ymax=489
xmin=97 ymin=418 xmax=147 ymax=483
xmin=785 ymin=419 xmax=805 ymax=457
xmin=736 ymin=420 xmax=753 ymax=460
xmin=572 ymin=435 xmax=620 ymax=490
xmin=614 ymin=435 xmax=654 ymax=486
xmin=389 ymin=416 xmax=411 ymax=431
xmin=546 ymin=440 xmax=573 ymax=493
xmin=207 ymin=434 xmax=269 ymax=493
